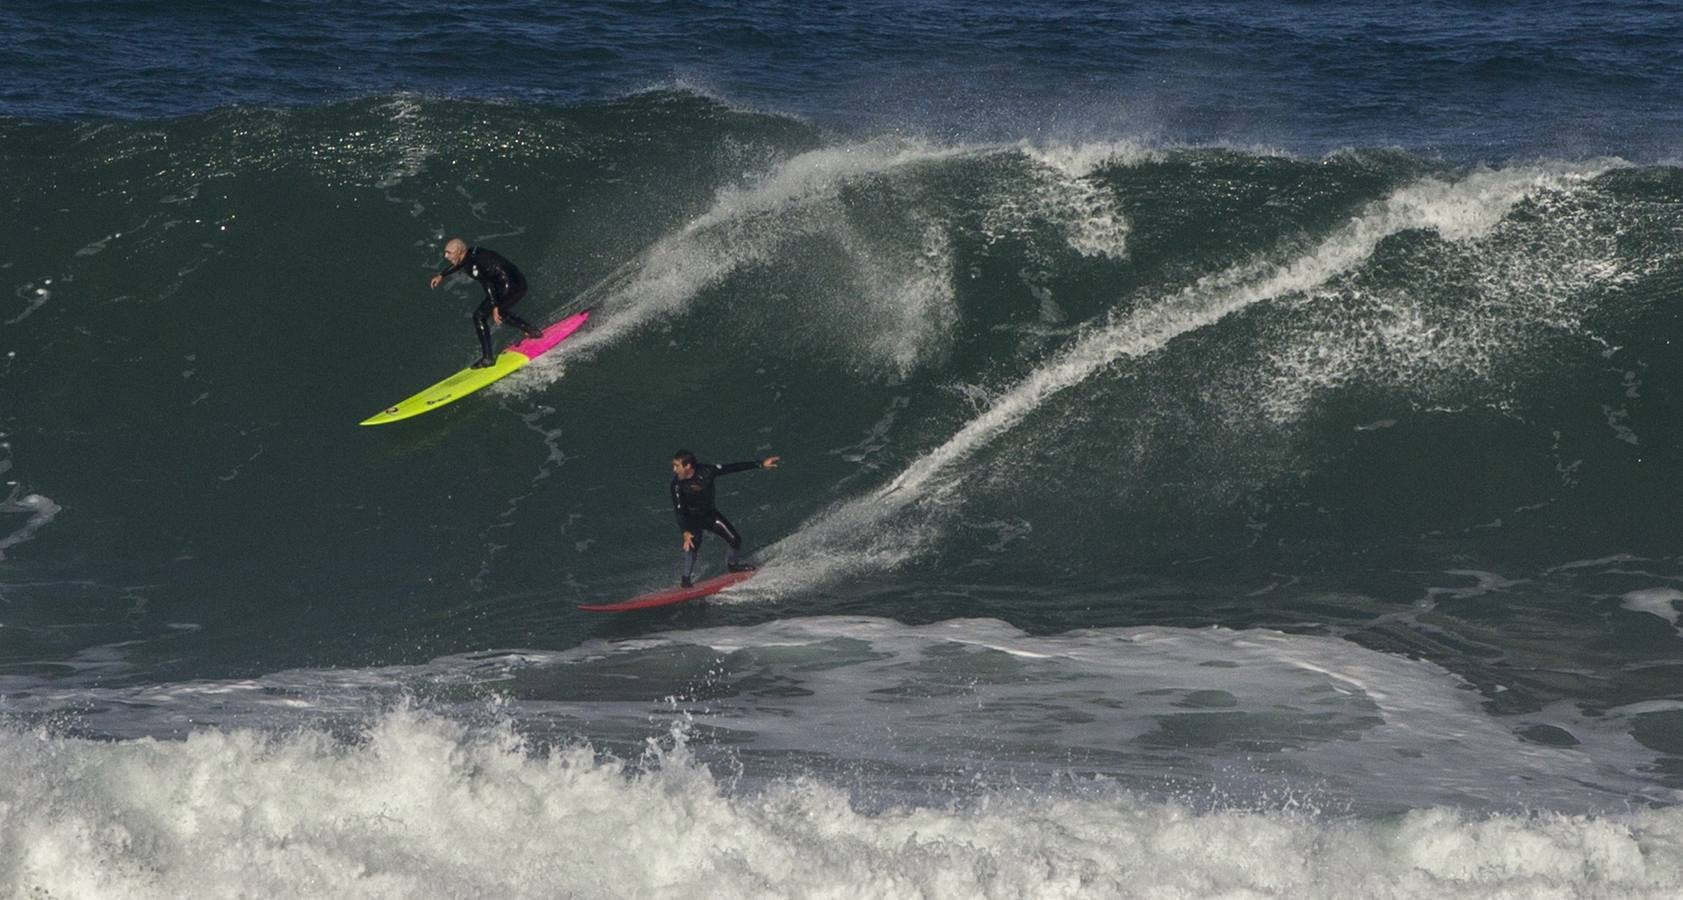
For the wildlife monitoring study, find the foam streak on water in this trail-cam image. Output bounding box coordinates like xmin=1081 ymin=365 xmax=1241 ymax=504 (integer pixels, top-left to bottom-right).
xmin=881 ymin=165 xmax=1607 ymax=502
xmin=754 ymin=164 xmax=1613 ymax=592
xmin=0 ymin=489 xmax=60 ymax=561
xmin=514 ymin=139 xmax=1136 ymax=390
xmin=544 ymin=141 xmax=968 ymax=352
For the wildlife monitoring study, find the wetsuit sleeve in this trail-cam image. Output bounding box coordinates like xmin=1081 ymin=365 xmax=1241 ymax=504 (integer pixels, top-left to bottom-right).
xmin=436 ymin=261 xmax=464 ymax=281
xmin=714 ymin=461 xmax=763 ymax=476
xmin=671 ymin=480 xmax=690 ymax=529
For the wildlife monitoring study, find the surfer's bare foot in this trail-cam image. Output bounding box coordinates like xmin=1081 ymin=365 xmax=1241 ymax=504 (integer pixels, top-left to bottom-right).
xmin=523 ymin=326 xmax=543 ymax=338
xmin=471 ymin=356 xmax=496 ymax=369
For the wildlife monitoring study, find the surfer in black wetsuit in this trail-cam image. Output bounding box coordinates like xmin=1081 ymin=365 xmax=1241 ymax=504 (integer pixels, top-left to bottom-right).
xmin=429 ymin=238 xmax=544 ymax=368
xmin=671 ymin=449 xmax=781 ymax=587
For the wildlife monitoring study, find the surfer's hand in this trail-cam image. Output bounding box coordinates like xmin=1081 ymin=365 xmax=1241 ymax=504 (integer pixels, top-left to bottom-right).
xmin=429 ymin=274 xmax=443 ymax=289
xmin=683 ymin=532 xmax=695 ymax=551
xmin=492 ymin=308 xmax=503 ymax=324
xmin=761 ymin=456 xmax=781 ymax=469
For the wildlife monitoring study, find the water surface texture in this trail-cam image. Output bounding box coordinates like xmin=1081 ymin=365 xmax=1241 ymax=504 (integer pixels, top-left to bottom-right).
xmin=4 ymin=3 xmax=1683 ymax=897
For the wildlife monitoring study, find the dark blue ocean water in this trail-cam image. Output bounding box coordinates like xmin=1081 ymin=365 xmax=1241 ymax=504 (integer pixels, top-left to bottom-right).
xmin=6 ymin=0 xmax=1683 ymax=158
xmin=5 ymin=3 xmax=1683 ymax=897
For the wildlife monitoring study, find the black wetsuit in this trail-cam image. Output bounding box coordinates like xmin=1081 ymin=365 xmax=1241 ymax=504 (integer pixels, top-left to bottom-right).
xmin=436 ymin=246 xmax=539 ymax=360
xmin=671 ymin=461 xmax=762 ymax=579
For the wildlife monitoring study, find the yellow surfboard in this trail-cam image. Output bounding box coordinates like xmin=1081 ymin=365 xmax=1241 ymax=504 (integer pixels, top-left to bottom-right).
xmin=360 ymin=309 xmax=591 ymax=426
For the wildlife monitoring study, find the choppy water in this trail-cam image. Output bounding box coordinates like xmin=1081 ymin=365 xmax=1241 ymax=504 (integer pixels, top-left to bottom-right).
xmin=4 ymin=2 xmax=1683 ymax=897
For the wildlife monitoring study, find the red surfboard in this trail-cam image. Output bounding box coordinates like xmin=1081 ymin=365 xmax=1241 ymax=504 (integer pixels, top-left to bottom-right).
xmin=578 ymin=569 xmax=757 ymax=612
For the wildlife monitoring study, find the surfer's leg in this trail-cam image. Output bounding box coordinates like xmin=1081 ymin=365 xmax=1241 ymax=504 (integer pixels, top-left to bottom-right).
xmin=500 ymin=307 xmax=541 ymax=339
xmin=496 ymin=282 xmax=543 ymax=338
xmin=682 ymin=530 xmax=702 ymax=587
xmin=472 ymin=296 xmax=497 ymax=366
xmin=708 ymin=513 xmax=748 ymax=570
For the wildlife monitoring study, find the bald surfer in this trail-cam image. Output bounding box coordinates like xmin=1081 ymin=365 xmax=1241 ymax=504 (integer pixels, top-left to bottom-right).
xmin=671 ymin=450 xmax=781 ymax=587
xmin=429 ymin=238 xmax=543 ymax=367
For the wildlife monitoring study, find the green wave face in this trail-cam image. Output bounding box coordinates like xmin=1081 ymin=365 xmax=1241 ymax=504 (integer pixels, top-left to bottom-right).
xmin=3 ymin=94 xmax=1682 ymax=721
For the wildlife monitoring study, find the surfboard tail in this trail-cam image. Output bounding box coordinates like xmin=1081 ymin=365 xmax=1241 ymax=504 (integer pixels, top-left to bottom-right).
xmin=579 ymin=568 xmax=757 ymax=612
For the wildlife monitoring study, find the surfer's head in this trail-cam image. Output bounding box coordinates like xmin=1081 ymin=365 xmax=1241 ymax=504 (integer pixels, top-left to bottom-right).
xmin=672 ymin=450 xmax=697 ymax=479
xmin=443 ymin=238 xmax=468 ymax=266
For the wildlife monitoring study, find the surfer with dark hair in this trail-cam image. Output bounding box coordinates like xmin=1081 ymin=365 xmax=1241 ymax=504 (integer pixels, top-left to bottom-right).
xmin=671 ymin=450 xmax=780 ymax=587
xmin=429 ymin=238 xmax=544 ymax=368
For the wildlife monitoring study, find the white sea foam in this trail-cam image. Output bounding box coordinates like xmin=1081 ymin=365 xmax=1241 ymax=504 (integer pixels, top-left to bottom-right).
xmin=4 ymin=715 xmax=1679 ymax=900
xmin=0 ymin=488 xmax=60 ymax=560
xmin=5 ymin=616 xmax=1683 ymax=899
xmin=1622 ymin=588 xmax=1683 ymax=631
xmin=1255 ymin=161 xmax=1630 ymax=422
xmin=8 ymin=280 xmax=54 ymax=326
xmin=1017 ymin=140 xmax=1159 ymax=181
xmin=6 ymin=617 xmax=1673 ymax=814
xmin=1015 ymin=141 xmax=1145 ymax=258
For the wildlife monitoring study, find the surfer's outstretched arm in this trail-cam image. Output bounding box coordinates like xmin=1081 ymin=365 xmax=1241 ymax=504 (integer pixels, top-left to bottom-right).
xmin=429 ymin=261 xmax=462 ymax=288
xmin=717 ymin=456 xmax=780 ymax=476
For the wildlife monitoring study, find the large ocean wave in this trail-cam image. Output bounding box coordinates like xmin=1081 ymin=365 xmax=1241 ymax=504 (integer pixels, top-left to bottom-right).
xmin=4 ymin=92 xmax=1683 ymax=897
